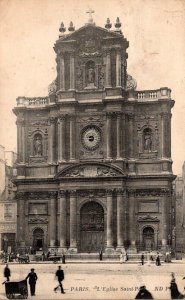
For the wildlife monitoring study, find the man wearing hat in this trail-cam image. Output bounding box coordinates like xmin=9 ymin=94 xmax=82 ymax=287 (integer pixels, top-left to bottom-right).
xmin=25 ymin=268 xmax=38 ymax=296
xmin=135 ymin=285 xmax=153 ymax=299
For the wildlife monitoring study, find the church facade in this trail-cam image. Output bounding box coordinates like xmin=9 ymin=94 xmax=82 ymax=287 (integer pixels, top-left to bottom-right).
xmin=13 ymin=17 xmax=175 ymax=254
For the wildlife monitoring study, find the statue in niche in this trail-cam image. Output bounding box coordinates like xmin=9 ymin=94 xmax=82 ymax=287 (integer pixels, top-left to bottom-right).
xmin=34 ymin=135 xmax=43 ymax=156
xmin=143 ymin=129 xmax=152 ymax=151
xmin=85 ymin=61 xmax=96 ymax=89
xmin=87 ymin=66 xmax=95 ymax=84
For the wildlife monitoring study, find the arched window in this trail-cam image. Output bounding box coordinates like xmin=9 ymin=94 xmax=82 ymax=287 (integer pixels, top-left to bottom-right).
xmin=143 ymin=128 xmax=152 ymax=151
xmin=33 ymin=133 xmax=43 ymax=156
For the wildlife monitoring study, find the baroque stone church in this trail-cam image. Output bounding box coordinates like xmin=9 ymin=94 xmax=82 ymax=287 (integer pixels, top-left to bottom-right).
xmin=13 ymin=15 xmax=175 ymax=255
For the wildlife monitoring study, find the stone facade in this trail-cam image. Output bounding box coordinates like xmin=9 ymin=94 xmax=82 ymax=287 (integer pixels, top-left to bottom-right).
xmin=0 ymin=146 xmax=17 ymax=252
xmin=13 ymin=18 xmax=175 ymax=254
xmin=173 ymin=162 xmax=185 ymax=256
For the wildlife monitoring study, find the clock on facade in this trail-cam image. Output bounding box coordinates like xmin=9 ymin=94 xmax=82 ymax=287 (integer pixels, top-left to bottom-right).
xmin=81 ymin=126 xmax=101 ymax=151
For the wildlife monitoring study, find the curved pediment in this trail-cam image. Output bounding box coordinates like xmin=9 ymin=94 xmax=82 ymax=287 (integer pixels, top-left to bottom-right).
xmin=56 ymin=162 xmax=125 ymax=178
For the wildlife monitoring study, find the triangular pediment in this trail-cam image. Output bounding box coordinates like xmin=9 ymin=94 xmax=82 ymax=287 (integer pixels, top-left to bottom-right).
xmin=56 ymin=162 xmax=125 ymax=178
xmin=57 ymin=24 xmax=125 ymax=43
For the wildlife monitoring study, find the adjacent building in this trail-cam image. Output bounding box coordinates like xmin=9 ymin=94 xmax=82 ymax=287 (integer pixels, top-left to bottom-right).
xmin=13 ymin=16 xmax=175 ymax=255
xmin=0 ymin=145 xmax=17 ymax=252
xmin=173 ymin=162 xmax=185 ymax=256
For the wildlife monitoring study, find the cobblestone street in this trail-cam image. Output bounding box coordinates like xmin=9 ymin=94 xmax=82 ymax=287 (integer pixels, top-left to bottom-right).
xmin=0 ymin=261 xmax=185 ymax=299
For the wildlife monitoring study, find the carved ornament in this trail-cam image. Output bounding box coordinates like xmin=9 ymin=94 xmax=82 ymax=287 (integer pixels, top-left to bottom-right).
xmin=138 ymin=215 xmax=159 ymax=222
xmin=28 ymin=217 xmax=48 ymax=224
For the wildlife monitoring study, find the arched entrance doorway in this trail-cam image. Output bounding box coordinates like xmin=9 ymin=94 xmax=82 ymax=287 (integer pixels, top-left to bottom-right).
xmin=80 ymin=201 xmax=104 ymax=253
xmin=33 ymin=228 xmax=44 ymax=251
xmin=143 ymin=227 xmax=154 ymax=251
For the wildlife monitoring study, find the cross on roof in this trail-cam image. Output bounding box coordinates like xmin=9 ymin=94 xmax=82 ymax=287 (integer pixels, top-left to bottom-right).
xmin=86 ymin=8 xmax=95 ymax=24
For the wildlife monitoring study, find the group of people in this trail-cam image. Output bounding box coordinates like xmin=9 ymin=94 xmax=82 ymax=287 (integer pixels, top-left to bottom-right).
xmin=2 ymin=264 xmax=65 ymax=296
xmin=141 ymin=252 xmax=161 ymax=266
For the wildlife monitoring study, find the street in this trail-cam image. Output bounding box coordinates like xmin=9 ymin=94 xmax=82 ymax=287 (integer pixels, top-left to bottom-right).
xmin=0 ymin=261 xmax=185 ymax=299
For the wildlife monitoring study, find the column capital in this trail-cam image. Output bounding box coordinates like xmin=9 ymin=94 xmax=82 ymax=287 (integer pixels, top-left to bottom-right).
xmin=49 ymin=191 xmax=57 ymax=198
xmin=58 ymin=115 xmax=66 ymax=122
xmin=59 ymin=190 xmax=66 ymax=197
xmin=116 ymin=188 xmax=126 ymax=196
xmin=16 ymin=192 xmax=26 ymax=200
xmin=127 ymin=113 xmax=135 ymax=121
xmin=16 ymin=119 xmax=25 ymax=126
xmin=127 ymin=188 xmax=136 ymax=196
xmin=106 ymin=112 xmax=113 ymax=118
xmin=106 ymin=189 xmax=114 ymax=196
xmin=113 ymin=111 xmax=122 ymax=118
xmin=69 ymin=190 xmax=77 ymax=197
xmin=68 ymin=114 xmax=76 ymax=121
xmin=49 ymin=117 xmax=56 ymax=124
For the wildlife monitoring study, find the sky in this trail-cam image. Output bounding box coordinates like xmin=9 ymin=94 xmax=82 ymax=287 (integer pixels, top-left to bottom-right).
xmin=0 ymin=0 xmax=185 ymax=175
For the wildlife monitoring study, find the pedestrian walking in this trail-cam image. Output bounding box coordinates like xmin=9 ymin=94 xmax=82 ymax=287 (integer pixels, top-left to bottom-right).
xmin=120 ymin=252 xmax=124 ymax=263
xmin=25 ymin=268 xmax=38 ymax=296
xmin=62 ymin=254 xmax=65 ymax=264
xmin=135 ymin=285 xmax=153 ymax=299
xmin=141 ymin=253 xmax=145 ymax=265
xmin=2 ymin=264 xmax=11 ymax=284
xmin=156 ymin=252 xmax=161 ymax=266
xmin=54 ymin=265 xmax=65 ymax=294
xmin=99 ymin=249 xmax=103 ymax=261
xmin=169 ymin=273 xmax=183 ymax=299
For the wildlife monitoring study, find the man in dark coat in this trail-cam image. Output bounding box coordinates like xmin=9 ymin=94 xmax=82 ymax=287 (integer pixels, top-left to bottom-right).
xmin=141 ymin=253 xmax=145 ymax=265
xmin=135 ymin=286 xmax=153 ymax=299
xmin=156 ymin=252 xmax=161 ymax=266
xmin=26 ymin=268 xmax=38 ymax=296
xmin=54 ymin=266 xmax=65 ymax=294
xmin=3 ymin=264 xmax=11 ymax=283
xmin=169 ymin=273 xmax=183 ymax=299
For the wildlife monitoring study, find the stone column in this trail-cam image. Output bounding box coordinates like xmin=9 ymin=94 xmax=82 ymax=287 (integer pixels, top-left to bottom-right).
xmin=60 ymin=54 xmax=65 ymax=90
xmin=58 ymin=115 xmax=66 ymax=162
xmin=21 ymin=121 xmax=25 ymax=163
xmin=106 ymin=189 xmax=114 ymax=252
xmin=128 ymin=189 xmax=137 ymax=252
xmin=59 ymin=190 xmax=67 ymax=249
xmin=116 ymin=189 xmax=125 ymax=251
xmin=17 ymin=192 xmax=25 ymax=245
xmin=70 ymin=52 xmax=75 ymax=90
xmin=105 ymin=50 xmax=111 ymax=87
xmin=106 ymin=113 xmax=112 ymax=160
xmin=116 ymin=112 xmax=122 ymax=160
xmin=69 ymin=115 xmax=75 ymax=162
xmin=116 ymin=49 xmax=121 ymax=87
xmin=50 ymin=192 xmax=57 ymax=247
xmin=69 ymin=190 xmax=77 ymax=252
xmin=161 ymin=190 xmax=169 ymax=249
xmin=122 ymin=114 xmax=126 ymax=158
xmin=16 ymin=120 xmax=22 ymax=163
xmin=48 ymin=117 xmax=55 ymax=164
xmin=161 ymin=113 xmax=168 ymax=158
xmin=128 ymin=114 xmax=134 ymax=158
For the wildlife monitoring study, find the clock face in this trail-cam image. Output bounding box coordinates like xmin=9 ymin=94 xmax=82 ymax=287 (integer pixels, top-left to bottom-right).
xmin=81 ymin=126 xmax=101 ymax=150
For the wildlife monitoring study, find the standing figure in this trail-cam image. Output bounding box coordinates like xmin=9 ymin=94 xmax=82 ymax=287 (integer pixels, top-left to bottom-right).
xmin=54 ymin=266 xmax=65 ymax=294
xmin=25 ymin=268 xmax=38 ymax=296
xmin=135 ymin=285 xmax=153 ymax=299
xmin=144 ymin=130 xmax=152 ymax=151
xmin=141 ymin=253 xmax=145 ymax=265
xmin=34 ymin=136 xmax=42 ymax=156
xmin=156 ymin=252 xmax=161 ymax=266
xmin=169 ymin=273 xmax=183 ymax=299
xmin=120 ymin=253 xmax=124 ymax=264
xmin=3 ymin=264 xmax=11 ymax=283
xmin=62 ymin=254 xmax=65 ymax=264
xmin=99 ymin=249 xmax=103 ymax=261
xmin=87 ymin=67 xmax=95 ymax=84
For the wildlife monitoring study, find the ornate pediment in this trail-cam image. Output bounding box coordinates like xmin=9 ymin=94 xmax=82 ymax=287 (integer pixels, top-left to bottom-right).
xmin=138 ymin=215 xmax=159 ymax=222
xmin=56 ymin=163 xmax=125 ymax=178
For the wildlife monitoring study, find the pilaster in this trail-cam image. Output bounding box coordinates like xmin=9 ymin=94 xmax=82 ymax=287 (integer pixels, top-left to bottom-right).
xmin=105 ymin=189 xmax=114 ymax=253
xmin=69 ymin=190 xmax=77 ymax=253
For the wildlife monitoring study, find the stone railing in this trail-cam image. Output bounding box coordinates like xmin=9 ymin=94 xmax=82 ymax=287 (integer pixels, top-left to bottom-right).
xmin=129 ymin=87 xmax=171 ymax=101
xmin=16 ymin=97 xmax=49 ymax=107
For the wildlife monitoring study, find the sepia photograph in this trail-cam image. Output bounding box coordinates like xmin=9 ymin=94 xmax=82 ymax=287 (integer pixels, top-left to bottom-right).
xmin=0 ymin=0 xmax=185 ymax=299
